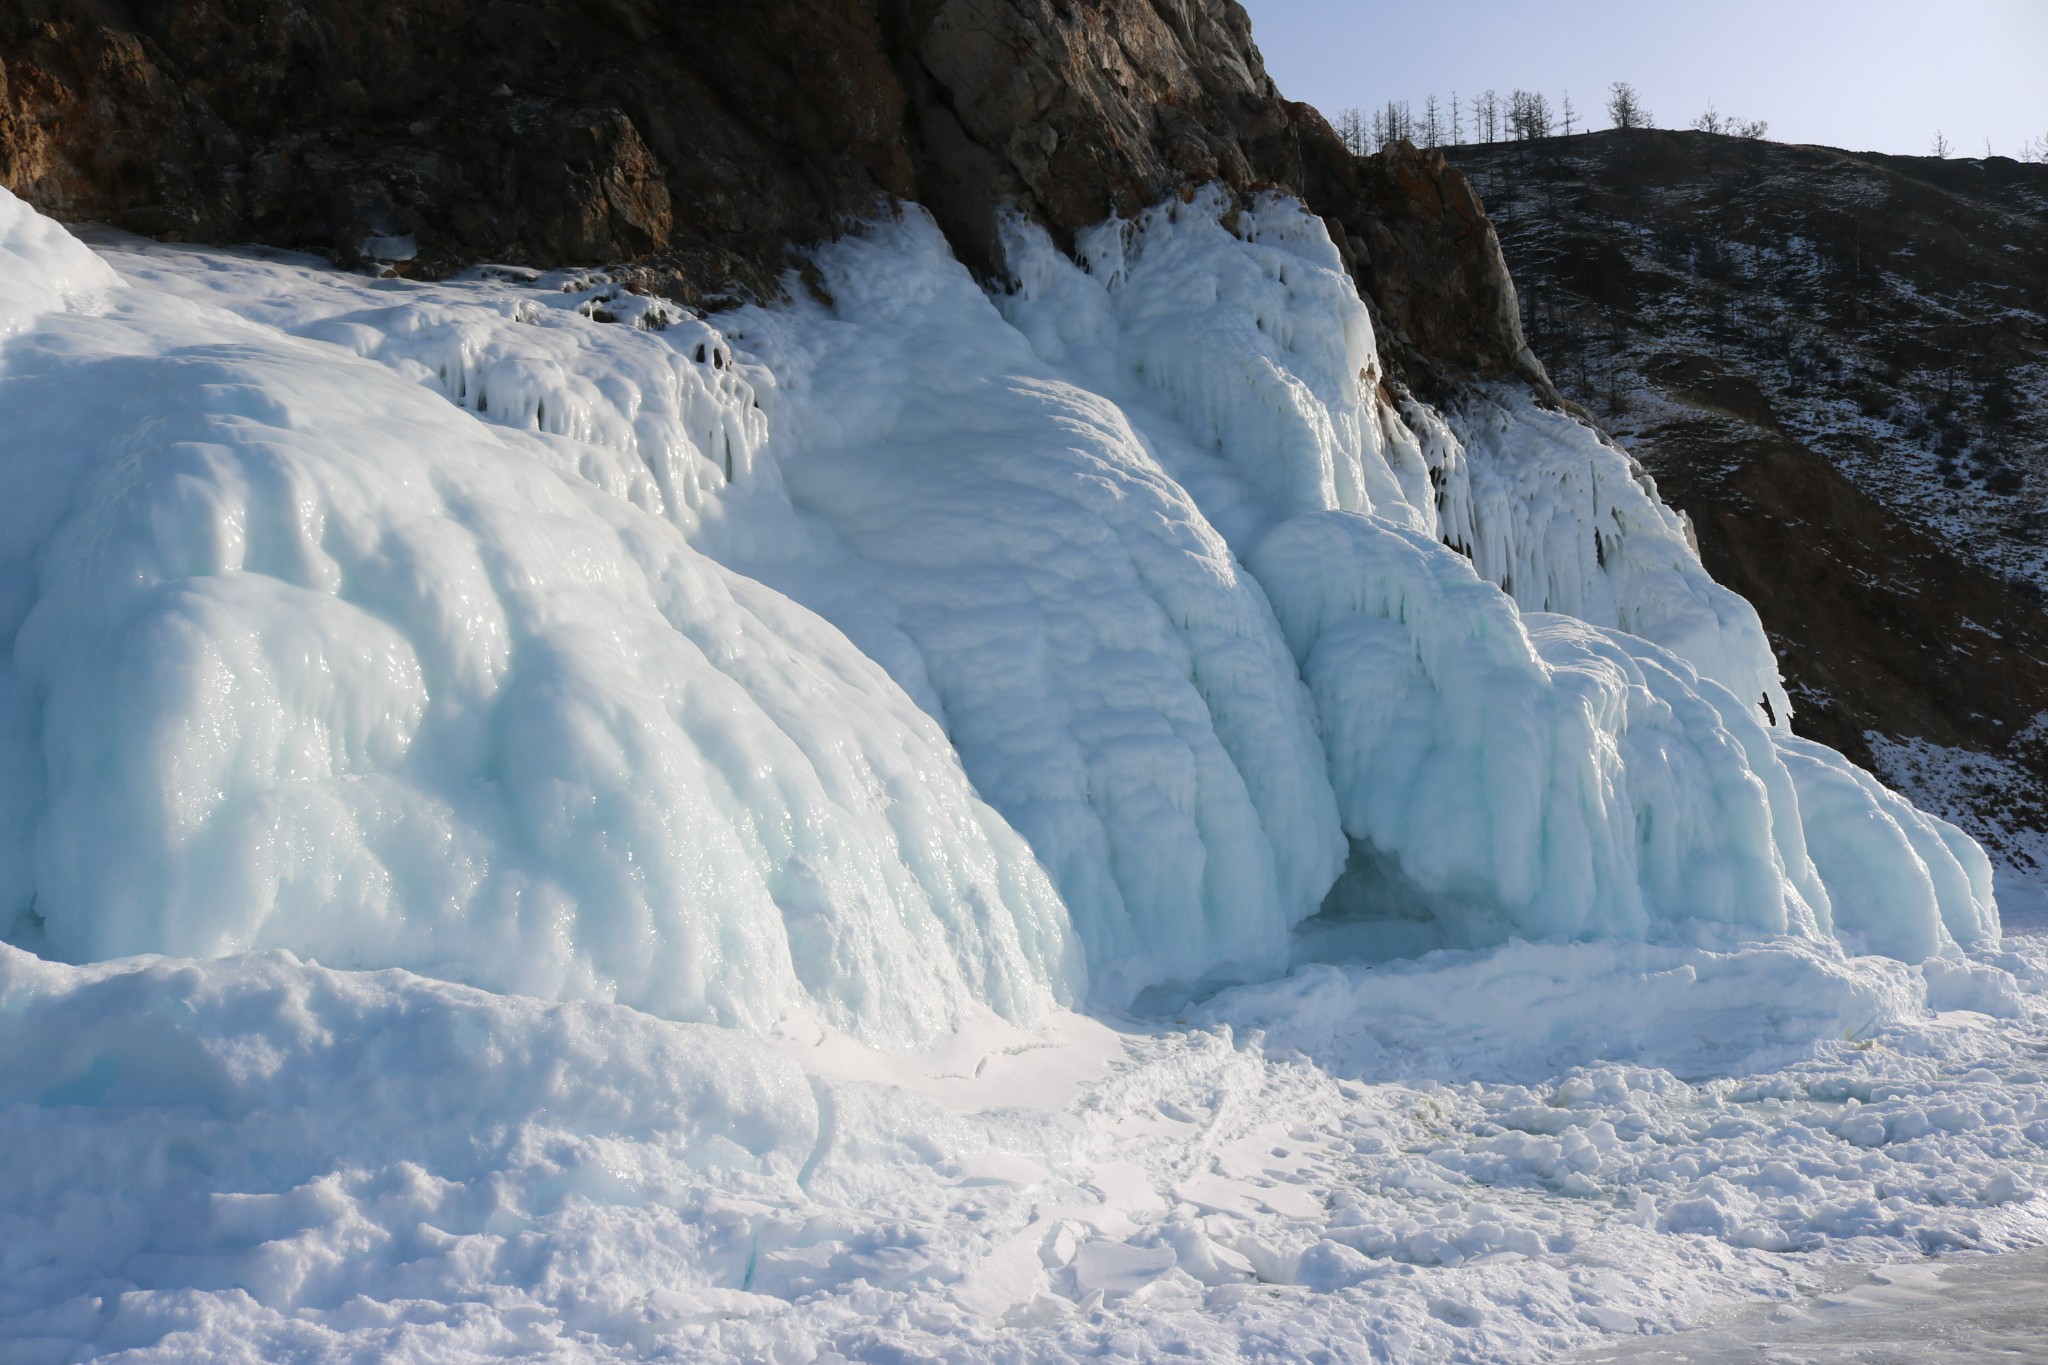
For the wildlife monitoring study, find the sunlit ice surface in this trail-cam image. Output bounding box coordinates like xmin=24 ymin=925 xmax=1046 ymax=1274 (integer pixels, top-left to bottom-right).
xmin=0 ymin=186 xmax=2039 ymax=1362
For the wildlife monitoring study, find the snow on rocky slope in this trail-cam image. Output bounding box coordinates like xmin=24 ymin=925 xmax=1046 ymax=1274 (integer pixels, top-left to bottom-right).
xmin=1448 ymin=130 xmax=2048 ymax=910
xmin=0 ymin=184 xmax=2041 ymax=1361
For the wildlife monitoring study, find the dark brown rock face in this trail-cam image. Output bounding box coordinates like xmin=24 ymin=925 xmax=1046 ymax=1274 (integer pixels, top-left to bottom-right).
xmin=0 ymin=0 xmax=1534 ymax=388
xmin=1345 ymin=141 xmax=1551 ymax=396
xmin=0 ymin=0 xmax=925 ymax=301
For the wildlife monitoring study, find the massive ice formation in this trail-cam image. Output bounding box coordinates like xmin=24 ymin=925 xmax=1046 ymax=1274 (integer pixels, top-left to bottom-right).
xmin=0 ymin=190 xmax=1079 ymax=1048
xmin=985 ymin=193 xmax=1990 ymax=968
xmin=0 ymin=183 xmax=1998 ymax=1039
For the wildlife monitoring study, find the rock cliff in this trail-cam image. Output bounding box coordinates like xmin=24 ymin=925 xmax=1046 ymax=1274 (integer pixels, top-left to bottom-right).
xmin=0 ymin=0 xmax=1536 ymax=393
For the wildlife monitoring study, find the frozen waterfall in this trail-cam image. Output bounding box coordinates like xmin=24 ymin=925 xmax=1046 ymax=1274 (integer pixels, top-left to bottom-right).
xmin=0 ymin=183 xmax=1997 ymax=1043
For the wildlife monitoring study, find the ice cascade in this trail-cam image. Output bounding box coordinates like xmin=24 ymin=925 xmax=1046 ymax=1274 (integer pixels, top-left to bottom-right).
xmin=0 ymin=189 xmax=1079 ymax=1048
xmin=0 ymin=184 xmax=1999 ymax=1043
xmin=982 ymin=190 xmax=1990 ymax=964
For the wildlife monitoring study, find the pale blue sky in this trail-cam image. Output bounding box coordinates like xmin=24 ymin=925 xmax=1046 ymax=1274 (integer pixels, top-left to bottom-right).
xmin=1237 ymin=0 xmax=2048 ymax=157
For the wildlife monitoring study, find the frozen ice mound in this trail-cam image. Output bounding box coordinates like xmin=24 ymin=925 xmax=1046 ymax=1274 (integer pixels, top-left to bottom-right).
xmin=0 ymin=189 xmax=1080 ymax=1048
xmin=0 ymin=180 xmax=1999 ymax=1044
xmin=998 ymin=188 xmax=1790 ymax=727
xmin=0 ymin=192 xmax=120 ymax=338
xmin=1255 ymin=511 xmax=1829 ymax=945
xmin=716 ymin=212 xmax=1346 ymax=1004
xmin=986 ymin=190 xmax=1992 ymax=969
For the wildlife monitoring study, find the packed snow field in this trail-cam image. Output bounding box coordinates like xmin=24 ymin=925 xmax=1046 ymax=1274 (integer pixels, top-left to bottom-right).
xmin=1 ymin=186 xmax=2042 ymax=1361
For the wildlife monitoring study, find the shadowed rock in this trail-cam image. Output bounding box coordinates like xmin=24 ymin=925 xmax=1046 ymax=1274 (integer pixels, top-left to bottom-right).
xmin=0 ymin=0 xmax=1534 ymax=390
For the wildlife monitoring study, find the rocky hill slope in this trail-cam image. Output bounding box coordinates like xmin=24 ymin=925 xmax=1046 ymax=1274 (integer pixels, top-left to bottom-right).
xmin=1448 ymin=129 xmax=2048 ymax=883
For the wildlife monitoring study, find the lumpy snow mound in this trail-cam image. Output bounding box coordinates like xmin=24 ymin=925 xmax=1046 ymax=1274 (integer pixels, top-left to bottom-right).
xmin=3 ymin=937 xmax=2045 ymax=1362
xmin=0 ymin=185 xmax=2037 ymax=1361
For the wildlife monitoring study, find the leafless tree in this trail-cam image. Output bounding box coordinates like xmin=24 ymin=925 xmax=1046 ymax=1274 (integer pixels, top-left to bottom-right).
xmin=1424 ymin=94 xmax=1442 ymax=148
xmin=1931 ymin=129 xmax=1953 ymax=157
xmin=1478 ymin=89 xmax=1500 ymax=143
xmin=1364 ymin=101 xmax=1415 ymax=148
xmin=1383 ymin=98 xmax=1414 ymax=144
xmin=1560 ymin=91 xmax=1577 ymax=136
xmin=1509 ymin=90 xmax=1552 ymax=140
xmin=1451 ymin=91 xmax=1463 ymax=145
xmin=1607 ymin=81 xmax=1650 ymax=130
xmin=1333 ymin=106 xmax=1369 ymax=155
xmin=1369 ymin=102 xmax=1416 ymax=148
xmin=1690 ymin=102 xmax=1769 ymax=139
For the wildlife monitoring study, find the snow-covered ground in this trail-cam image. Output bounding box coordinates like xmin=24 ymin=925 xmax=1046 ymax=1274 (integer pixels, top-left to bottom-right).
xmin=5 ymin=936 xmax=2045 ymax=1362
xmin=2 ymin=185 xmax=2044 ymax=1361
xmin=1576 ymin=1244 xmax=2048 ymax=1363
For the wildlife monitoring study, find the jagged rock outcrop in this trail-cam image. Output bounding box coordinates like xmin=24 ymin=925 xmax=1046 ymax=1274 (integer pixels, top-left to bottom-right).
xmin=1343 ymin=140 xmax=1551 ymax=395
xmin=0 ymin=0 xmax=1535 ymax=391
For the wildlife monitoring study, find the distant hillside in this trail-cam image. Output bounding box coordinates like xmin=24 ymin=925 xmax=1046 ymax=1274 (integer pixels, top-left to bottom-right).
xmin=1447 ymin=129 xmax=2048 ymax=880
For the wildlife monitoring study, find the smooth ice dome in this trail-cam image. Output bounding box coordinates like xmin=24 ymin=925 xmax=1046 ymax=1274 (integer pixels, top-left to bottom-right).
xmin=0 ymin=183 xmax=1998 ymax=1039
